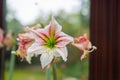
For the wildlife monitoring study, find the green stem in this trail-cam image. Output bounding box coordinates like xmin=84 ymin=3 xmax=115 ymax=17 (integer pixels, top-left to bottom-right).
xmin=46 ymin=67 xmax=52 ymax=80
xmin=52 ymin=63 xmax=57 ymax=80
xmin=8 ymin=46 xmax=16 ymax=80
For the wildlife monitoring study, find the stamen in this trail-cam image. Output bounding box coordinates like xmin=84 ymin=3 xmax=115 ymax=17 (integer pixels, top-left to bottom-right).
xmin=88 ymin=46 xmax=97 ymax=53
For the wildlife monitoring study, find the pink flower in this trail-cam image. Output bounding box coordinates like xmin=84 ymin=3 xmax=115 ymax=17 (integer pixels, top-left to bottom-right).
xmin=12 ymin=32 xmax=35 ymax=63
xmin=72 ymin=34 xmax=97 ymax=60
xmin=27 ymin=17 xmax=73 ymax=68
xmin=12 ymin=24 xmax=42 ymax=63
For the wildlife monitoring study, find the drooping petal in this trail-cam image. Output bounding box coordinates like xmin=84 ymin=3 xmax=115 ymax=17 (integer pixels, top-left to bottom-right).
xmin=55 ymin=32 xmax=73 ymax=47
xmin=40 ymin=53 xmax=54 ymax=69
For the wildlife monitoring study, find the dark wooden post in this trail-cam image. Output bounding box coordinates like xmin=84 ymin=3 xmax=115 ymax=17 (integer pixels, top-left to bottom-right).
xmin=0 ymin=0 xmax=6 ymax=80
xmin=89 ymin=0 xmax=120 ymax=80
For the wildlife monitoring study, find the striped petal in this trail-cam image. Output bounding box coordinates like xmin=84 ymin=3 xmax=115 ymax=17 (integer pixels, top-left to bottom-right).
xmin=40 ymin=53 xmax=54 ymax=69
xmin=55 ymin=32 xmax=73 ymax=47
xmin=27 ymin=43 xmax=47 ymax=55
xmin=45 ymin=16 xmax=62 ymax=36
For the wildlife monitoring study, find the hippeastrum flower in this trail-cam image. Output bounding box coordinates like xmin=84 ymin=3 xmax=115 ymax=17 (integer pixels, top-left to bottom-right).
xmin=27 ymin=17 xmax=73 ymax=69
xmin=12 ymin=24 xmax=42 ymax=63
xmin=12 ymin=32 xmax=35 ymax=63
xmin=72 ymin=34 xmax=97 ymax=60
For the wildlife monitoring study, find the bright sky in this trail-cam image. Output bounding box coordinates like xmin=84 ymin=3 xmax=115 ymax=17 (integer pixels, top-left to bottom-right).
xmin=7 ymin=0 xmax=81 ymax=25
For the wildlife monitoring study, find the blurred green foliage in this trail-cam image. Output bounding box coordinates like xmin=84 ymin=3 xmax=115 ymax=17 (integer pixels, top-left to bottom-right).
xmin=5 ymin=66 xmax=45 ymax=80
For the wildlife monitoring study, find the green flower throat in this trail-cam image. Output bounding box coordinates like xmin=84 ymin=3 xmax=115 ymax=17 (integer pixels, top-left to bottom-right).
xmin=45 ymin=36 xmax=56 ymax=49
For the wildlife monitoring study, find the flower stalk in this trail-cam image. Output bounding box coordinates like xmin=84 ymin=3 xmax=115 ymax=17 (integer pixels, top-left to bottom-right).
xmin=46 ymin=67 xmax=52 ymax=80
xmin=52 ymin=63 xmax=58 ymax=80
xmin=9 ymin=46 xmax=16 ymax=80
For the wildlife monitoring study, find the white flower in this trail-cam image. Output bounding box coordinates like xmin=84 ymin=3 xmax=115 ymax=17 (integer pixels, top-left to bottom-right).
xmin=27 ymin=17 xmax=73 ymax=68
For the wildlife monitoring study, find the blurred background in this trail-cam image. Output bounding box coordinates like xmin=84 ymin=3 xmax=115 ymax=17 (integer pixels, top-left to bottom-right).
xmin=5 ymin=0 xmax=90 ymax=80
